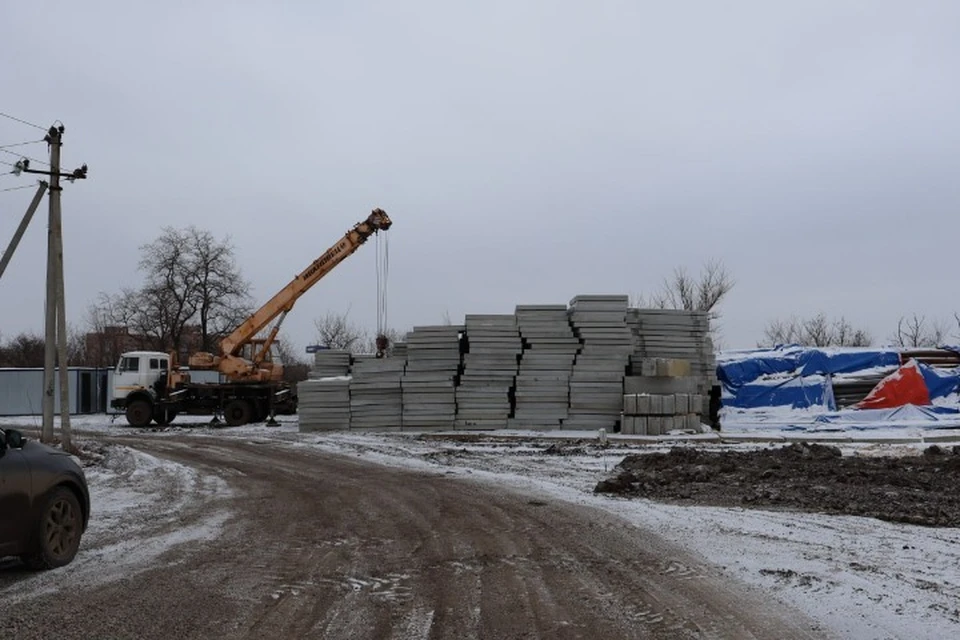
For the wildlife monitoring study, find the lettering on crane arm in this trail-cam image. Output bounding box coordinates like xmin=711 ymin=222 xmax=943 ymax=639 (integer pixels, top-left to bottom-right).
xmin=301 ymin=240 xmax=347 ymax=281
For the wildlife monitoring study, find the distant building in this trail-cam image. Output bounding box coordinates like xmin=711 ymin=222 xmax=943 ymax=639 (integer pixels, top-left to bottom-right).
xmin=83 ymin=324 xmax=205 ymax=367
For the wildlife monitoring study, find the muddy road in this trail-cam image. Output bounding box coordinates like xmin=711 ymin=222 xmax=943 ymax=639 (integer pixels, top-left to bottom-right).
xmin=0 ymin=436 xmax=822 ymax=639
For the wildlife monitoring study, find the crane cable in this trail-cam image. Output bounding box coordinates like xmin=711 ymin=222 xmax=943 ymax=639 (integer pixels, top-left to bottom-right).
xmin=375 ymin=230 xmax=389 ymax=339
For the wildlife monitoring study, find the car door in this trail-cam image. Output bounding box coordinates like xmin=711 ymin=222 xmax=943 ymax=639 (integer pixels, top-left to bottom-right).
xmin=0 ymin=436 xmax=32 ymax=555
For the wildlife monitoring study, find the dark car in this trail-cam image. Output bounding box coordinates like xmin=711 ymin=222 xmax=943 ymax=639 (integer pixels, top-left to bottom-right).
xmin=0 ymin=428 xmax=89 ymax=569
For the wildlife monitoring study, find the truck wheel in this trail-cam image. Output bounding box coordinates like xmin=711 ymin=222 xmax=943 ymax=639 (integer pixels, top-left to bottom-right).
xmin=224 ymin=400 xmax=252 ymax=427
xmin=126 ymin=400 xmax=153 ymax=427
xmin=153 ymin=407 xmax=178 ymax=426
xmin=22 ymin=487 xmax=83 ymax=570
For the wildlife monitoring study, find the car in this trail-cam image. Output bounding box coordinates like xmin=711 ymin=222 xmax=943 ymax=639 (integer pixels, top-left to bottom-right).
xmin=0 ymin=428 xmax=90 ymax=569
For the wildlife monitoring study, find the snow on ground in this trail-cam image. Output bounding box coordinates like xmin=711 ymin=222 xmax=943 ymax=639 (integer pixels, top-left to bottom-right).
xmin=244 ymin=427 xmax=960 ymax=640
xmin=6 ymin=413 xmax=960 ymax=637
xmin=0 ymin=438 xmax=232 ymax=603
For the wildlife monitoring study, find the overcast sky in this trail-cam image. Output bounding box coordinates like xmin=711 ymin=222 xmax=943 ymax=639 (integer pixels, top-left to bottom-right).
xmin=2 ymin=1 xmax=959 ymax=356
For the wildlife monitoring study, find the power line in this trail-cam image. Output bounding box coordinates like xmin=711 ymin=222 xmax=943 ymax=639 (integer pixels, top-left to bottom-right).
xmin=0 ymin=147 xmax=49 ymax=167
xmin=0 ymin=111 xmax=46 ymax=131
xmin=0 ymin=183 xmax=37 ymax=193
xmin=0 ymin=140 xmax=43 ymax=150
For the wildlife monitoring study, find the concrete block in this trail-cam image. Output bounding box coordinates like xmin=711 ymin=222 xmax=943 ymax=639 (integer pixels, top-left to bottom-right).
xmin=639 ymin=359 xmax=657 ymax=377
xmin=624 ymin=416 xmax=647 ymax=435
xmin=691 ymin=394 xmax=704 ymax=413
xmin=654 ymin=358 xmax=691 ymax=377
xmin=623 ymin=394 xmax=638 ymax=415
xmin=647 ymin=417 xmax=662 ymax=435
xmin=686 ymin=414 xmax=702 ymax=430
xmin=624 ymin=376 xmax=699 ymax=395
xmin=648 ymin=395 xmax=663 ymax=415
xmin=636 ymin=394 xmax=651 ymax=415
xmin=674 ymin=393 xmax=689 ymax=414
xmin=661 ymin=394 xmax=676 ymax=415
xmin=635 ymin=416 xmax=648 ymax=435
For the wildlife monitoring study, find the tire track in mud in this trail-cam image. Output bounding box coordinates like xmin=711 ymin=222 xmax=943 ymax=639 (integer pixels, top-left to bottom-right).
xmin=1 ymin=436 xmax=825 ymax=639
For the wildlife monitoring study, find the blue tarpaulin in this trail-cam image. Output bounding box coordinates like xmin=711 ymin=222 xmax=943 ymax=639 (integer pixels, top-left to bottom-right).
xmin=718 ymin=346 xmax=960 ymax=411
xmin=917 ymin=362 xmax=960 ymax=399
xmin=718 ymin=345 xmax=901 ymax=389
xmin=723 ymin=375 xmax=836 ymax=410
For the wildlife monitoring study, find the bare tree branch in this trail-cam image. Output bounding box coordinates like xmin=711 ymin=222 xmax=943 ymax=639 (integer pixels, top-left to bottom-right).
xmin=890 ymin=314 xmax=945 ymax=348
xmin=760 ymin=314 xmax=872 ymax=348
xmin=314 ymin=311 xmax=367 ymax=353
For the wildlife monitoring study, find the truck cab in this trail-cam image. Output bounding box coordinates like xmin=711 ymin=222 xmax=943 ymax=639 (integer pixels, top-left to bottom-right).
xmin=111 ymin=351 xmax=169 ymax=402
xmin=110 ymin=351 xmax=171 ymax=426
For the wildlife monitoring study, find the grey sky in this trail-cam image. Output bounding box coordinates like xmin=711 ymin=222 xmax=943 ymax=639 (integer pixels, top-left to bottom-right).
xmin=2 ymin=1 xmax=959 ymax=354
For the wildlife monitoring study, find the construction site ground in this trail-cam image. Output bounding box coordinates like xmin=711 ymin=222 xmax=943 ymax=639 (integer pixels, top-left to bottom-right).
xmin=2 ymin=416 xmax=960 ymax=639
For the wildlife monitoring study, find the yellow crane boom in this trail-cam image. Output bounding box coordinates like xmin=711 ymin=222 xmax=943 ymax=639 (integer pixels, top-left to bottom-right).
xmin=187 ymin=208 xmax=392 ymax=380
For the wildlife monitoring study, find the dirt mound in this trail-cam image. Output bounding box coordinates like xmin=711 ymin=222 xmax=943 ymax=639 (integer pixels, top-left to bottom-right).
xmin=595 ymin=443 xmax=960 ymax=527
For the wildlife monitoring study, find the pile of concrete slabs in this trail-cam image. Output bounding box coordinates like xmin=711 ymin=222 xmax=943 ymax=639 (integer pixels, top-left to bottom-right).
xmin=401 ymin=325 xmax=462 ymax=430
xmin=564 ymin=295 xmax=632 ymax=430
xmin=348 ymin=355 xmax=404 ymax=430
xmin=297 ymin=378 xmax=351 ymax=431
xmin=456 ymin=314 xmax=521 ymax=429
xmin=510 ymin=305 xmax=579 ymax=429
xmin=310 ymin=350 xmax=351 ymax=379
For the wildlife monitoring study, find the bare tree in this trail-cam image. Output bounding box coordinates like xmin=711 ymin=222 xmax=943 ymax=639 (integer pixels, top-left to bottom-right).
xmin=634 ymin=258 xmax=734 ymax=346
xmin=641 ymin=258 xmax=734 ymax=316
xmin=314 ymin=311 xmax=367 ymax=353
xmin=761 ymin=313 xmax=872 ymax=347
xmin=138 ymin=228 xmax=198 ymax=354
xmin=66 ymin=324 xmax=86 ymax=365
xmin=91 ymin=226 xmax=251 ymax=358
xmin=185 ymin=227 xmax=253 ymax=351
xmin=0 ymin=332 xmax=46 ymax=367
xmin=891 ymin=314 xmax=947 ymax=348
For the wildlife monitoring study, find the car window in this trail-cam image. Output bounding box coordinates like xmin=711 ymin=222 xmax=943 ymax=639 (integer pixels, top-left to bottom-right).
xmin=150 ymin=358 xmax=160 ymax=370
xmin=120 ymin=356 xmax=140 ymax=373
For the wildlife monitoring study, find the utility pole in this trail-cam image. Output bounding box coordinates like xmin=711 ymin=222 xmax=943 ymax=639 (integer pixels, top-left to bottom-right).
xmin=53 ymin=161 xmax=72 ymax=451
xmin=0 ymin=182 xmax=48 ymax=280
xmin=41 ymin=129 xmax=61 ymax=443
xmin=16 ymin=125 xmax=87 ymax=446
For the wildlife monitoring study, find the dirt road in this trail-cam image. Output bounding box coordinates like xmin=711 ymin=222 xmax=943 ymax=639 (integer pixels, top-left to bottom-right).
xmin=0 ymin=436 xmax=823 ymax=639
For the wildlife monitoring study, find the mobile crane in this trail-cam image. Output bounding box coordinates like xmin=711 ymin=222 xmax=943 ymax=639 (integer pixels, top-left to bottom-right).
xmin=110 ymin=208 xmax=392 ymax=427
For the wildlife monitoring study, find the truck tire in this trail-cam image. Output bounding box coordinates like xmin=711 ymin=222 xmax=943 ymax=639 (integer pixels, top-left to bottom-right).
xmin=126 ymin=399 xmax=153 ymax=427
xmin=153 ymin=407 xmax=178 ymax=426
xmin=22 ymin=487 xmax=83 ymax=570
xmin=224 ymin=399 xmax=253 ymax=427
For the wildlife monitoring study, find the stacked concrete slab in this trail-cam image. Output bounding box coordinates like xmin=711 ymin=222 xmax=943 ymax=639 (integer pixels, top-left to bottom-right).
xmin=564 ymin=295 xmax=632 ymax=430
xmin=509 ymin=305 xmax=580 ymax=429
xmin=621 ymin=391 xmax=704 ymax=435
xmin=297 ymin=378 xmax=351 ymax=431
xmin=310 ymin=350 xmax=352 ymax=379
xmin=401 ymin=325 xmax=462 ymax=430
xmin=455 ymin=315 xmax=521 ymax=429
xmin=627 ymin=309 xmax=716 ymax=420
xmin=348 ymin=356 xmax=404 ymax=430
